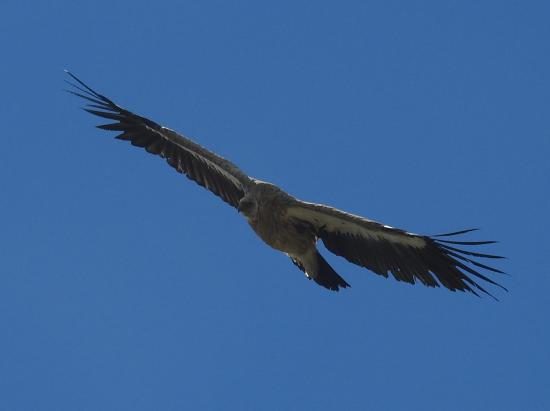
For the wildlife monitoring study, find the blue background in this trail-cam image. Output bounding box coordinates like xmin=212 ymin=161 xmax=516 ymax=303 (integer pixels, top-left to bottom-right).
xmin=1 ymin=1 xmax=549 ymax=410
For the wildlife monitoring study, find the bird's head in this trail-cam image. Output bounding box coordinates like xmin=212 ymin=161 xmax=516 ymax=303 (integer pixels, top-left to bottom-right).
xmin=237 ymin=196 xmax=258 ymax=218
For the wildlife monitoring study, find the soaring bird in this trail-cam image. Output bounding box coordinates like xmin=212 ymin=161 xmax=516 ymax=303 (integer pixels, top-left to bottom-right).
xmin=66 ymin=71 xmax=506 ymax=298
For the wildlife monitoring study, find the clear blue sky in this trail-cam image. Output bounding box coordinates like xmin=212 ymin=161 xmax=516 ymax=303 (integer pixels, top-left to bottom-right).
xmin=1 ymin=1 xmax=549 ymax=410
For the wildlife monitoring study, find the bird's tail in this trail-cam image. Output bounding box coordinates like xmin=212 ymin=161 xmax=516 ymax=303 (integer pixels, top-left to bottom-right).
xmin=313 ymin=252 xmax=350 ymax=291
xmin=290 ymin=251 xmax=350 ymax=291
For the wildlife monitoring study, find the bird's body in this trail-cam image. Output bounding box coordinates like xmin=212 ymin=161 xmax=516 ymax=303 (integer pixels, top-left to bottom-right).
xmin=240 ymin=183 xmax=347 ymax=288
xmin=254 ymin=201 xmax=305 ymax=253
xmin=242 ymin=183 xmax=306 ymax=253
xmin=66 ymin=71 xmax=506 ymax=298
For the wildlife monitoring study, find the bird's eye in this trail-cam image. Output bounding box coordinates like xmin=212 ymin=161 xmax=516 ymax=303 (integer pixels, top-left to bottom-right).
xmin=239 ymin=199 xmax=254 ymax=212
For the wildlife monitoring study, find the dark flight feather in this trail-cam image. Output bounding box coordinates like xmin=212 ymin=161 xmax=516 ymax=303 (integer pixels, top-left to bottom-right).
xmin=66 ymin=71 xmax=251 ymax=209
xmin=287 ymin=204 xmax=506 ymax=299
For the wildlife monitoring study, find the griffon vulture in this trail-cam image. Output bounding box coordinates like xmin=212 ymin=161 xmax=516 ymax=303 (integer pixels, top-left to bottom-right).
xmin=66 ymin=71 xmax=506 ymax=298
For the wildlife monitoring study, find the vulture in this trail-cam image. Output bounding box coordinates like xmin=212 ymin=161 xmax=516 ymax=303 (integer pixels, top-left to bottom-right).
xmin=66 ymin=71 xmax=506 ymax=298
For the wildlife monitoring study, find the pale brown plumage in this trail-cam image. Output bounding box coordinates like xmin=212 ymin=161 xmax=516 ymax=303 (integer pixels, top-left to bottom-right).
xmin=67 ymin=71 xmax=506 ymax=298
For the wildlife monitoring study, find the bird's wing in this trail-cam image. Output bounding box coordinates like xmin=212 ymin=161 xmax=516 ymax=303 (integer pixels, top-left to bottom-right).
xmin=66 ymin=71 xmax=253 ymax=209
xmin=286 ymin=201 xmax=506 ymax=298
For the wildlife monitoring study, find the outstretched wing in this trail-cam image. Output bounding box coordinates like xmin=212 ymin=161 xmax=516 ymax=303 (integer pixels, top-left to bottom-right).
xmin=66 ymin=71 xmax=253 ymax=208
xmin=286 ymin=201 xmax=506 ymax=298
